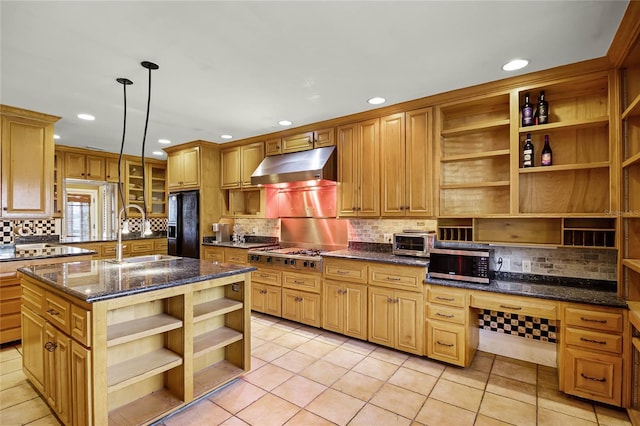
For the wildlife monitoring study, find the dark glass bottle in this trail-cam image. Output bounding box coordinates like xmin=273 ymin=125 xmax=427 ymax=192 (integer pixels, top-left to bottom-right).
xmin=523 ymin=133 xmax=534 ymax=168
xmin=522 ymin=93 xmax=534 ymax=127
xmin=541 ymin=135 xmax=552 ymax=166
xmin=537 ymin=91 xmax=549 ymax=125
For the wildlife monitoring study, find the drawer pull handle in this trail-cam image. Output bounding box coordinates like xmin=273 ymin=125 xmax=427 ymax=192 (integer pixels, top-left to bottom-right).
xmin=293 ymin=280 xmax=306 ymax=284
xmin=580 ymin=337 xmax=606 ymax=345
xmin=387 ymin=297 xmax=393 ymax=303
xmin=580 ymin=373 xmax=606 ymax=383
xmin=47 ymin=309 xmax=60 ymax=316
xmin=580 ymin=317 xmax=607 ymax=324
xmin=44 ymin=341 xmax=57 ymax=352
xmin=336 ymin=270 xmax=349 ymax=275
xmin=499 ymin=304 xmax=522 ymax=310
xmin=436 ymin=296 xmax=454 ymax=301
xmin=436 ymin=341 xmax=454 ymax=347
xmin=436 ymin=312 xmax=455 ymax=318
xmin=386 ymin=277 xmax=401 ymax=281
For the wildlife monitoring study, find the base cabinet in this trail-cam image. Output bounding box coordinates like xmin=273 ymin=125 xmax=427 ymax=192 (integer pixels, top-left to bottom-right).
xmin=282 ymin=288 xmax=321 ymax=327
xmin=252 ymin=282 xmax=282 ymax=317
xmin=322 ymin=280 xmax=367 ymax=340
xmin=563 ymin=347 xmax=622 ymax=405
xmin=44 ymin=322 xmax=72 ymax=425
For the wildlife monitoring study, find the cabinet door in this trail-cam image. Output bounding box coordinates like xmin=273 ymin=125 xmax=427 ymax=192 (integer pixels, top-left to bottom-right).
xmin=337 ymin=123 xmax=358 ymax=216
xmin=344 ymin=283 xmax=367 ymax=340
xmin=264 ymin=285 xmax=282 ymax=317
xmin=252 ymin=283 xmax=268 ymax=313
xmin=563 ymin=347 xmax=622 ymax=406
xmin=299 ymin=292 xmax=321 ymax=327
xmin=281 ymin=132 xmax=313 ymax=154
xmin=426 ymin=320 xmax=465 ymax=365
xmin=405 ymin=107 xmax=433 ymax=216
xmin=220 ymin=147 xmax=241 ymax=188
xmin=395 ymin=291 xmax=423 ymax=355
xmin=282 ymin=289 xmax=300 ymax=322
xmin=368 ymin=287 xmax=394 ymax=348
xmin=202 ymin=246 xmax=224 ymax=262
xmin=1 ymin=114 xmax=54 ymax=218
xmin=167 ymin=150 xmax=185 ymax=189
xmin=64 ymin=152 xmax=86 ymax=179
xmin=21 ymin=306 xmax=46 ymax=394
xmin=85 ymin=155 xmax=105 ymax=180
xmin=70 ymin=341 xmax=91 ymax=426
xmin=381 ymin=113 xmax=406 ymax=216
xmin=265 ymin=138 xmax=282 ymax=156
xmin=240 ymin=142 xmax=265 ymax=187
xmin=148 ymin=164 xmax=167 ymax=216
xmin=181 ymin=148 xmax=200 ymax=188
xmin=313 ymin=128 xmax=335 ymax=148
xmin=105 ymin=157 xmax=121 ymax=182
xmin=45 ymin=323 xmax=71 ymax=425
xmin=322 ymin=281 xmax=344 ymax=334
xmin=358 ymin=118 xmax=380 ymax=216
xmin=53 ymin=151 xmax=63 ymax=217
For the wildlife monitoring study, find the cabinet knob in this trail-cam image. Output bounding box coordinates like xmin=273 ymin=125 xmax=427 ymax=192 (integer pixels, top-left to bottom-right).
xmin=44 ymin=341 xmax=58 ymax=352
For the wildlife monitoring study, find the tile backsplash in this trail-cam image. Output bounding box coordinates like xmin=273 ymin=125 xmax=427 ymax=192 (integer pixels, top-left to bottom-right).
xmin=348 ymin=218 xmax=438 ymax=243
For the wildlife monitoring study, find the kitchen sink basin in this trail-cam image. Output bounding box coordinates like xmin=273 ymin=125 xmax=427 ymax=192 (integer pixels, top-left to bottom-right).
xmin=15 ymin=243 xmax=59 ymax=250
xmin=106 ymin=254 xmax=182 ymax=264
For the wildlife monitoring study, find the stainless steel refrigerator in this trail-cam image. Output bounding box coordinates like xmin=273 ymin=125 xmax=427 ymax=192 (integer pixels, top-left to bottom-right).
xmin=167 ymin=191 xmax=200 ymax=258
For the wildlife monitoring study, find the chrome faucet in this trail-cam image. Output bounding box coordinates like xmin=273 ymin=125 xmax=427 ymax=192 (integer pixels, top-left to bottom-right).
xmin=116 ymin=204 xmax=152 ymax=262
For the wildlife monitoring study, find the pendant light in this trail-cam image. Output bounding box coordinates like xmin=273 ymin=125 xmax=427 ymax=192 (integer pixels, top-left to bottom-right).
xmin=116 ymin=77 xmax=133 ymax=234
xmin=140 ymin=61 xmax=159 ymax=235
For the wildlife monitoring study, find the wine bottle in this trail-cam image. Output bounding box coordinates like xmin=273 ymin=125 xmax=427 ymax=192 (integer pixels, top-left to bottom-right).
xmin=541 ymin=135 xmax=552 ymax=166
xmin=522 ymin=93 xmax=534 ymax=127
xmin=523 ymin=133 xmax=534 ymax=168
xmin=537 ymin=91 xmax=549 ymax=125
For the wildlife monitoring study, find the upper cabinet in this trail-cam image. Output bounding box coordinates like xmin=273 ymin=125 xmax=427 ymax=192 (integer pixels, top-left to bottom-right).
xmin=381 ymin=108 xmax=433 ymax=217
xmin=220 ymin=141 xmax=264 ymax=189
xmin=265 ymin=128 xmax=335 ymax=156
xmin=124 ymin=160 xmax=166 ymax=217
xmin=1 ymin=105 xmax=60 ymax=218
xmin=337 ymin=119 xmax=380 ymax=217
xmin=167 ymin=146 xmax=200 ymax=190
xmin=105 ymin=156 xmax=121 ymax=183
xmin=64 ymin=151 xmax=105 ymax=180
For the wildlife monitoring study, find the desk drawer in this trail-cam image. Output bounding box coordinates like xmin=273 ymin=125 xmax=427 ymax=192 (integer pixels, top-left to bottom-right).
xmin=470 ymin=293 xmax=557 ymax=320
xmin=44 ymin=291 xmax=71 ymax=334
xmin=565 ymin=327 xmax=622 ymax=354
xmin=564 ymin=307 xmax=623 ymax=333
xmin=428 ymin=287 xmax=466 ymax=308
xmin=427 ymin=304 xmax=466 ymax=325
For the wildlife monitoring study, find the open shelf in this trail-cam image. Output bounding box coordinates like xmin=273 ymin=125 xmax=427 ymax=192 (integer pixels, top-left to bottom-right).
xmin=441 ymin=149 xmax=510 ymax=163
xmin=622 ymin=93 xmax=640 ymax=120
xmin=623 ymin=151 xmax=640 ymax=169
xmin=519 ymin=161 xmax=609 ymax=174
xmin=193 ymin=298 xmax=243 ymax=323
xmin=193 ymin=327 xmax=243 ymax=358
xmin=108 ymin=388 xmax=183 ymax=426
xmin=474 ymin=217 xmax=562 ymax=246
xmin=107 ymin=314 xmax=182 ymax=347
xmin=624 ymin=259 xmax=640 ymax=275
xmin=193 ymin=360 xmax=244 ymax=398
xmin=440 ymin=181 xmax=510 ymax=190
xmin=518 ymin=116 xmax=609 ymax=134
xmin=440 ymin=119 xmax=509 ymax=137
xmin=107 ymin=348 xmax=182 ymax=393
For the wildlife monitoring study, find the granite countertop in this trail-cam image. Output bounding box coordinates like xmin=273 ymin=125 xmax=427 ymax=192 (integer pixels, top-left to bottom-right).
xmin=0 ymin=244 xmax=96 ymax=263
xmin=61 ymin=231 xmax=167 ymax=244
xmin=426 ymin=274 xmax=627 ymax=309
xmin=18 ymin=257 xmax=256 ymax=303
xmin=322 ymin=249 xmax=429 ymax=267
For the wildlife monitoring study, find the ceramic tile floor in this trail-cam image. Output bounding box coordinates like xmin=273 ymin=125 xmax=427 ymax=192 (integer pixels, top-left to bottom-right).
xmin=0 ymin=312 xmax=633 ymax=426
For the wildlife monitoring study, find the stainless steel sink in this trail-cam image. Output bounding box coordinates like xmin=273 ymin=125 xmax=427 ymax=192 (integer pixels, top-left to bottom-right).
xmin=15 ymin=243 xmax=59 ymax=250
xmin=106 ymin=254 xmax=182 ymax=264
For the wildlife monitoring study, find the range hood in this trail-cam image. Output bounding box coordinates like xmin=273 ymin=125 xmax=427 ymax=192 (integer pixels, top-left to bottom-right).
xmin=251 ymin=146 xmax=336 ymax=186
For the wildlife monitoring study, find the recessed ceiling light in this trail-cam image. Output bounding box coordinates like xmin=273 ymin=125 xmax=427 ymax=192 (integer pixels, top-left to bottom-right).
xmin=152 ymin=151 xmax=164 ymax=156
xmin=53 ymin=134 xmax=60 ymax=140
xmin=367 ymin=97 xmax=386 ymax=105
xmin=221 ymin=134 xmax=233 ymax=140
xmin=502 ymin=59 xmax=529 ymax=71
xmin=278 ymin=120 xmax=292 ymax=126
xmin=77 ymin=113 xmax=95 ymax=121
xmin=158 ymin=139 xmax=171 ymax=144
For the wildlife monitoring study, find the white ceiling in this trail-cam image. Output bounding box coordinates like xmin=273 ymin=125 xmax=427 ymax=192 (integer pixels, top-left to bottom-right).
xmin=0 ymin=1 xmax=630 ymax=157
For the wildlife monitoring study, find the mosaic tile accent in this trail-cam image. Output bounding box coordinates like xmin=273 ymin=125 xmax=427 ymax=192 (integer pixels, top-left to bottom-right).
xmin=1 ymin=219 xmax=58 ymax=244
xmin=119 ymin=217 xmax=167 ymax=233
xmin=478 ymin=310 xmax=557 ymax=343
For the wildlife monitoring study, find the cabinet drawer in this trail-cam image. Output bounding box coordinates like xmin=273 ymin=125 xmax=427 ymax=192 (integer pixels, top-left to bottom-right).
xmin=225 ymin=248 xmax=248 ymax=265
xmin=44 ymin=291 xmax=71 ymax=334
xmin=426 ymin=321 xmax=465 ymax=366
xmin=130 ymin=240 xmax=154 ymax=254
xmin=427 ymin=304 xmax=466 ymax=325
xmin=203 ymin=248 xmax=224 ymax=262
xmin=564 ymin=307 xmax=623 ymax=333
xmin=252 ymin=269 xmax=282 ymax=286
xmin=323 ymin=259 xmax=367 ymax=284
xmin=0 ymin=298 xmax=22 ymax=317
xmin=22 ymin=279 xmax=45 ymax=315
xmin=565 ymin=327 xmax=622 ymax=354
xmin=563 ymin=347 xmax=622 ymax=406
xmin=283 ymin=272 xmax=321 ymax=293
xmin=0 ymin=312 xmax=21 ymax=329
xmin=369 ymin=264 xmax=424 ymax=291
xmin=102 ymin=243 xmax=128 ymax=258
xmin=470 ymin=293 xmax=557 ymax=320
xmin=428 ymin=287 xmax=466 ymax=308
xmin=70 ymin=304 xmax=91 ymax=347
xmin=154 ymin=239 xmax=168 ymax=253
xmin=0 ymin=284 xmax=22 ymax=300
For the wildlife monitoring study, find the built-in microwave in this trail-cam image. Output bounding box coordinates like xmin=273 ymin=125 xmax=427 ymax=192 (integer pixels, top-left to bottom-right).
xmin=392 ymin=232 xmax=435 ymax=258
xmin=428 ymin=247 xmax=493 ymax=284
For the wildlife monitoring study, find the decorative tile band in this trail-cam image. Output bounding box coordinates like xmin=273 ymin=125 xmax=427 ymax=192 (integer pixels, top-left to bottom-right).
xmin=478 ymin=310 xmax=557 ymax=343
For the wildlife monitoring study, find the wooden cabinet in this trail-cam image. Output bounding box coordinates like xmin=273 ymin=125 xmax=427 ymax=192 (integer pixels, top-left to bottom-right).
xmin=44 ymin=322 xmax=72 ymax=425
xmin=560 ymin=303 xmax=627 ymax=406
xmin=282 ymin=288 xmax=321 ymax=327
xmin=220 ymin=142 xmax=264 ymax=189
xmin=426 ymin=286 xmax=476 ymax=367
xmin=381 ymin=108 xmax=433 ymax=217
xmin=53 ymin=150 xmax=63 ymax=217
xmin=125 ymin=160 xmax=166 ymax=217
xmin=201 ymin=245 xmax=248 ymax=264
xmin=167 ymin=146 xmax=200 ymax=190
xmin=202 ymin=245 xmax=224 ymax=262
xmin=1 ymin=105 xmax=59 ymax=218
xmin=322 ymin=280 xmax=367 ymax=340
xmin=252 ymin=267 xmax=282 ymax=317
xmin=265 ymin=128 xmax=334 ymax=156
xmin=64 ymin=152 xmax=106 ymax=181
xmin=337 ymin=118 xmax=380 ymax=217
xmin=0 ymin=273 xmax=22 ymax=344
xmin=105 ymin=156 xmax=121 ymax=182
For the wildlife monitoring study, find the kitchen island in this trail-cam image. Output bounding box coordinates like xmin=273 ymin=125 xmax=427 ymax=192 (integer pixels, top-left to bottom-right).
xmin=18 ymin=257 xmax=255 ymax=426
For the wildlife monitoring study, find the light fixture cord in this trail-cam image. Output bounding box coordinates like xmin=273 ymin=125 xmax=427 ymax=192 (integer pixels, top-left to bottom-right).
xmin=141 ymin=66 xmax=153 ymax=219
xmin=118 ymin=81 xmax=129 ymax=221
